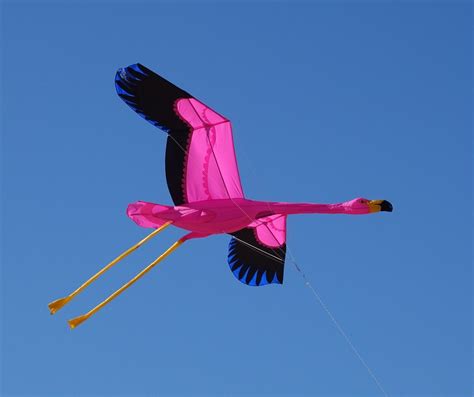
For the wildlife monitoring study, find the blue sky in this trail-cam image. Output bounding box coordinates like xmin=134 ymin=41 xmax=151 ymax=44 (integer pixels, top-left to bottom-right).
xmin=1 ymin=2 xmax=471 ymax=396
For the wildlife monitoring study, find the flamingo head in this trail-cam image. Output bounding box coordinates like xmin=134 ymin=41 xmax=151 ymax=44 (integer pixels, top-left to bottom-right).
xmin=342 ymin=197 xmax=393 ymax=214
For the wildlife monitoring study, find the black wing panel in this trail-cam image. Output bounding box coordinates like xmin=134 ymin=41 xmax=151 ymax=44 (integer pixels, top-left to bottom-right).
xmin=115 ymin=63 xmax=193 ymax=205
xmin=228 ymin=228 xmax=286 ymax=287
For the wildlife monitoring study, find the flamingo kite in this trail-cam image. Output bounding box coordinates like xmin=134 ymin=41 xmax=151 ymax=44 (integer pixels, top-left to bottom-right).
xmin=49 ymin=63 xmax=393 ymax=328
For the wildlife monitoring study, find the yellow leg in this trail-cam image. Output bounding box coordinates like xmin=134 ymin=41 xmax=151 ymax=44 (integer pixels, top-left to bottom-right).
xmin=68 ymin=238 xmax=184 ymax=329
xmin=48 ymin=222 xmax=172 ymax=315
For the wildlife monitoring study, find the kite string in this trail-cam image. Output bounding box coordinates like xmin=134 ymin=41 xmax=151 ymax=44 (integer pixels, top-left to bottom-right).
xmin=232 ymin=137 xmax=389 ymax=396
xmin=284 ymin=246 xmax=389 ymax=397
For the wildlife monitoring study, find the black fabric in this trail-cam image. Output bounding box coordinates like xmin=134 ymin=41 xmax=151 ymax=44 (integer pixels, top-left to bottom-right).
xmin=164 ymin=134 xmax=189 ymax=205
xmin=115 ymin=63 xmax=193 ymax=205
xmin=228 ymin=228 xmax=286 ymax=286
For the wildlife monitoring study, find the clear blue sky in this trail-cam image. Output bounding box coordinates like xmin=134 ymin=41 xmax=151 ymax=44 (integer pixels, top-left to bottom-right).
xmin=2 ymin=2 xmax=471 ymax=396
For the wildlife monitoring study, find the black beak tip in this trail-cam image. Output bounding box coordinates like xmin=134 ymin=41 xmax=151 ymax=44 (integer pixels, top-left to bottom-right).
xmin=381 ymin=200 xmax=393 ymax=212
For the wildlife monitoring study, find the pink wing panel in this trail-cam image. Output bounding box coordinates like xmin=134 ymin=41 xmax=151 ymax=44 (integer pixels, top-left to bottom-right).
xmin=249 ymin=214 xmax=287 ymax=248
xmin=175 ymin=98 xmax=244 ymax=202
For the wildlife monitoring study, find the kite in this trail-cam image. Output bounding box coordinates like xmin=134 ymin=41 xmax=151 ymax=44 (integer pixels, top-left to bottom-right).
xmin=49 ymin=63 xmax=393 ymax=328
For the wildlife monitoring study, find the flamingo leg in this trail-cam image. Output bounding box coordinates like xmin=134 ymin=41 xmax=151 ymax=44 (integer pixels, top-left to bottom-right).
xmin=68 ymin=237 xmax=185 ymax=329
xmin=48 ymin=222 xmax=173 ymax=315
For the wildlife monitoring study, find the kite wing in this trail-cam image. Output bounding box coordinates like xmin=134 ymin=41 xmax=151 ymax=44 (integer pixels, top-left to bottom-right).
xmin=115 ymin=63 xmax=244 ymax=205
xmin=228 ymin=214 xmax=287 ymax=286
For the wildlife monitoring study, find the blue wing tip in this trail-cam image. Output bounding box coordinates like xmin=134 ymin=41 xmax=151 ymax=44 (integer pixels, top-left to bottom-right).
xmin=227 ymin=258 xmax=282 ymax=287
xmin=115 ymin=63 xmax=148 ymax=85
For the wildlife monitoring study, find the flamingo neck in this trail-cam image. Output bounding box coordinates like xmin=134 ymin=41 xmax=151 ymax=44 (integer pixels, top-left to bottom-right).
xmin=269 ymin=202 xmax=346 ymax=215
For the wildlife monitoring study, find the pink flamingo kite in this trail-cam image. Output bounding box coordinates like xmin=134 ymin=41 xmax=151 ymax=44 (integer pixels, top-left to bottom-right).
xmin=49 ymin=64 xmax=393 ymax=328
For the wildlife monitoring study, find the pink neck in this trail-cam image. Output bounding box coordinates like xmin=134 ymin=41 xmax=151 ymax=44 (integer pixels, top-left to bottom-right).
xmin=269 ymin=202 xmax=346 ymax=215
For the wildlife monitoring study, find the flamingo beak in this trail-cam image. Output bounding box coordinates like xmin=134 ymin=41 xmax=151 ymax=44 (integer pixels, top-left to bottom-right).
xmin=368 ymin=200 xmax=393 ymax=213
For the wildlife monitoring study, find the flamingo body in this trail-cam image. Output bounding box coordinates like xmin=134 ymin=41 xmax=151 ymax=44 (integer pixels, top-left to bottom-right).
xmin=127 ymin=198 xmax=385 ymax=236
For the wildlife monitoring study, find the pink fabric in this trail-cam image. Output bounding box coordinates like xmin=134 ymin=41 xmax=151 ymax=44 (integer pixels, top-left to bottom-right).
xmin=127 ymin=200 xmax=216 ymax=231
xmin=126 ymin=202 xmax=172 ymax=228
xmin=249 ymin=214 xmax=287 ymax=247
xmin=175 ymin=98 xmax=244 ymax=203
xmin=270 ymin=199 xmax=372 ymax=215
xmin=176 ymin=98 xmax=227 ymax=127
